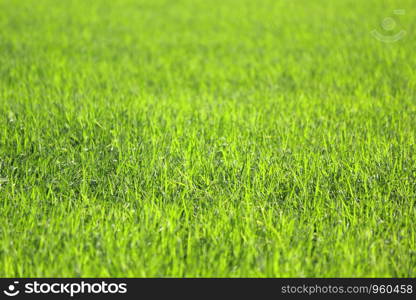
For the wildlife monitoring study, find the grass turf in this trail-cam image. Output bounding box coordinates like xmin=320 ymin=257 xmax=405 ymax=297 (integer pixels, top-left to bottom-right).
xmin=0 ymin=0 xmax=415 ymax=277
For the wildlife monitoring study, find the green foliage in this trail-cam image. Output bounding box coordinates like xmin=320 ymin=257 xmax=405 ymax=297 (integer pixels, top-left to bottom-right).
xmin=0 ymin=0 xmax=415 ymax=277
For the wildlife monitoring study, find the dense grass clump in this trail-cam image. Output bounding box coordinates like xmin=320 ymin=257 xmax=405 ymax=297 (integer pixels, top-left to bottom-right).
xmin=0 ymin=0 xmax=415 ymax=277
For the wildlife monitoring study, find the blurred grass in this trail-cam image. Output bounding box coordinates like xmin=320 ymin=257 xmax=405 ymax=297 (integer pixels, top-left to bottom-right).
xmin=0 ymin=0 xmax=415 ymax=276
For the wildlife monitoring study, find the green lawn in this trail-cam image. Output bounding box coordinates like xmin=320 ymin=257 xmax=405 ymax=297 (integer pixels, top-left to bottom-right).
xmin=0 ymin=0 xmax=415 ymax=277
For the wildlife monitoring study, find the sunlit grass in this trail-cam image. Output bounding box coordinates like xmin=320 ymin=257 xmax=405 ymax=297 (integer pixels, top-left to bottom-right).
xmin=0 ymin=0 xmax=415 ymax=277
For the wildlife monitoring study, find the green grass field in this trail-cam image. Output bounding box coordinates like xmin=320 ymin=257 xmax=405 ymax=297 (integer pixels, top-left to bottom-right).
xmin=0 ymin=0 xmax=415 ymax=277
